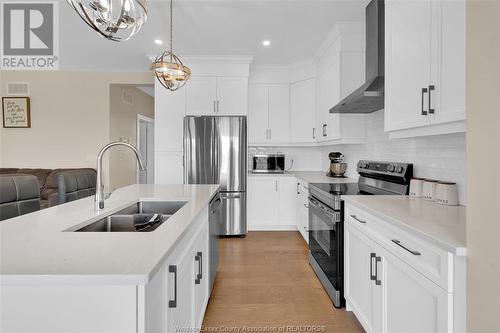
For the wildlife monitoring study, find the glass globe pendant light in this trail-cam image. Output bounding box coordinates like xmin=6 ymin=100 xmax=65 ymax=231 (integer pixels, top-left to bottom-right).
xmin=66 ymin=0 xmax=147 ymax=41
xmin=151 ymin=0 xmax=191 ymax=91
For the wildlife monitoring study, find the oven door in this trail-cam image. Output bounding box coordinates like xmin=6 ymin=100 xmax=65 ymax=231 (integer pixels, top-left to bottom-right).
xmin=308 ymin=195 xmax=343 ymax=306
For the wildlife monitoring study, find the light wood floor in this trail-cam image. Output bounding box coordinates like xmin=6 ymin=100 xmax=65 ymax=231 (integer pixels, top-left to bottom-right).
xmin=202 ymin=231 xmax=364 ymax=333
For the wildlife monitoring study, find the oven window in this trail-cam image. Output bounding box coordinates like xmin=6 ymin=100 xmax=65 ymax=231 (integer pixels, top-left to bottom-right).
xmin=308 ymin=197 xmax=343 ymax=290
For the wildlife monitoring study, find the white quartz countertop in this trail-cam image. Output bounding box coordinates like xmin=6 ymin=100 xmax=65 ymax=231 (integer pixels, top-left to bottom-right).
xmin=248 ymin=170 xmax=357 ymax=184
xmin=0 ymin=184 xmax=219 ymax=285
xmin=343 ymin=195 xmax=466 ymax=256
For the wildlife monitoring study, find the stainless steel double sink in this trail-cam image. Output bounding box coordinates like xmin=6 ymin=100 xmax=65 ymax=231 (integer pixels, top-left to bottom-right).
xmin=74 ymin=201 xmax=187 ymax=232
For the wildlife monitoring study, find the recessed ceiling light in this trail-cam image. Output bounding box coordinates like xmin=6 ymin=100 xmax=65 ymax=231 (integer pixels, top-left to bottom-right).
xmin=154 ymin=39 xmax=163 ymax=45
xmin=262 ymin=40 xmax=271 ymax=47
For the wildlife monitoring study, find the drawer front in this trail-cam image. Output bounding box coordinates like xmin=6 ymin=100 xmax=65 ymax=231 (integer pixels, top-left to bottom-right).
xmin=345 ymin=205 xmax=454 ymax=292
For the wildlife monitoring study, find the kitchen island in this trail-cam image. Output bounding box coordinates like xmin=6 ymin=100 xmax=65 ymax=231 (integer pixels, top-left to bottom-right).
xmin=0 ymin=184 xmax=219 ymax=333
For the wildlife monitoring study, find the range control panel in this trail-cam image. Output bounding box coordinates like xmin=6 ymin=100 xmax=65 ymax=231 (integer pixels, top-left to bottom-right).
xmin=357 ymin=160 xmax=413 ymax=181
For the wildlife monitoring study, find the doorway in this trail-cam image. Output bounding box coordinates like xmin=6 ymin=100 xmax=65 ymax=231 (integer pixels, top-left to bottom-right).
xmin=137 ymin=114 xmax=154 ymax=184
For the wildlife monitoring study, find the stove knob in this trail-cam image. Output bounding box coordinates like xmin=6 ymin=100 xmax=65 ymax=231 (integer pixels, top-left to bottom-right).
xmin=387 ymin=165 xmax=395 ymax=172
xmin=396 ymin=166 xmax=404 ymax=173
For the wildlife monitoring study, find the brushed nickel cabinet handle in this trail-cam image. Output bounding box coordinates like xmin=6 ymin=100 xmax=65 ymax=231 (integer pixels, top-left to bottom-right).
xmin=421 ymin=87 xmax=428 ymax=115
xmin=392 ymin=239 xmax=421 ymax=256
xmin=375 ymin=256 xmax=382 ymax=285
xmin=370 ymin=253 xmax=376 ymax=281
xmin=350 ymin=215 xmax=367 ymax=224
xmin=428 ymin=85 xmax=435 ymax=114
xmin=168 ymin=265 xmax=177 ymax=308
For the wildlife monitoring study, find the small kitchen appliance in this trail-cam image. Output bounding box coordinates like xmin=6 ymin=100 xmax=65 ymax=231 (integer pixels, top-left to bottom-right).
xmin=251 ymin=154 xmax=285 ymax=174
xmin=327 ymin=152 xmax=347 ymax=178
xmin=308 ymin=160 xmax=413 ymax=308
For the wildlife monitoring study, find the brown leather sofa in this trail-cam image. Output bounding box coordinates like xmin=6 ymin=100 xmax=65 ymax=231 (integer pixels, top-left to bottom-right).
xmin=0 ymin=168 xmax=96 ymax=209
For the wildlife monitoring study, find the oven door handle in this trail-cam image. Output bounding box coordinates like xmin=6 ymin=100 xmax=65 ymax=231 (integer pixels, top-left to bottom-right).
xmin=308 ymin=197 xmax=336 ymax=219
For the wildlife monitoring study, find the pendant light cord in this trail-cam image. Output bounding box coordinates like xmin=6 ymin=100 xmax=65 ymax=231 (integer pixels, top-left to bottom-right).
xmin=170 ymin=0 xmax=173 ymax=61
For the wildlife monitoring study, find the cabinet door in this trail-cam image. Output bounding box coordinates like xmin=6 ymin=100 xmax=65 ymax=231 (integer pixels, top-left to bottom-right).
xmin=327 ymin=61 xmax=342 ymax=140
xmin=216 ymin=77 xmax=248 ymax=115
xmin=155 ymin=80 xmax=186 ymax=152
xmin=167 ymin=249 xmax=195 ymax=333
xmin=383 ymin=249 xmax=453 ymax=333
xmin=344 ymin=224 xmax=383 ymax=333
xmin=316 ymin=70 xmax=331 ymax=142
xmin=247 ymin=177 xmax=278 ymax=229
xmin=290 ymin=79 xmax=316 ymax=142
xmin=268 ymin=85 xmax=290 ymax=143
xmin=186 ymin=77 xmax=217 ymax=115
xmin=277 ymin=176 xmax=297 ymax=228
xmin=385 ymin=0 xmax=431 ymax=131
xmin=430 ymin=0 xmax=465 ymax=125
xmin=296 ymin=182 xmax=309 ymax=243
xmin=193 ymin=222 xmax=209 ymax=328
xmin=248 ymin=85 xmax=269 ymax=144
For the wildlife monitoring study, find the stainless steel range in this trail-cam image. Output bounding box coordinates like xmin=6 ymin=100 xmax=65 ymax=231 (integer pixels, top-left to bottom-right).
xmin=308 ymin=160 xmax=413 ymax=308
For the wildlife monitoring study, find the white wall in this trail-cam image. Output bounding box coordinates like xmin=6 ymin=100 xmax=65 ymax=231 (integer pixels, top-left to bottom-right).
xmin=466 ymin=1 xmax=500 ymax=332
xmin=109 ymin=85 xmax=154 ymax=191
xmin=0 ymin=71 xmax=153 ymax=190
xmin=320 ymin=110 xmax=466 ymax=204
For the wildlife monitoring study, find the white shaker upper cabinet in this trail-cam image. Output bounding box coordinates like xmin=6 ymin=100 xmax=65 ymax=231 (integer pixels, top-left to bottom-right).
xmin=248 ymin=85 xmax=269 ymax=143
xmin=216 ymin=77 xmax=248 ymax=115
xmin=430 ymin=0 xmax=466 ymax=126
xmin=290 ymin=79 xmax=317 ymax=143
xmin=248 ymin=84 xmax=290 ymax=145
xmin=186 ymin=76 xmax=248 ymax=115
xmin=186 ymin=77 xmax=218 ymax=115
xmin=384 ymin=0 xmax=432 ymax=131
xmin=268 ymin=85 xmax=290 ymax=143
xmin=385 ymin=0 xmax=465 ymax=137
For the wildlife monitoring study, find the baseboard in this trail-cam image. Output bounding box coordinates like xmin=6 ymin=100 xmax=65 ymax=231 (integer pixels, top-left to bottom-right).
xmin=248 ymin=224 xmax=298 ymax=231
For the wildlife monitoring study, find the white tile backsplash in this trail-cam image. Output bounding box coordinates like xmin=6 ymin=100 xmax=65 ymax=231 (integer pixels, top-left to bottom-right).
xmin=321 ymin=110 xmax=467 ymax=204
xmin=249 ymin=110 xmax=466 ymax=204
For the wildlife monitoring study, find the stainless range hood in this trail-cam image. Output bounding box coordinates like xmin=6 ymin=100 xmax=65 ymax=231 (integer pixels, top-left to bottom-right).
xmin=330 ymin=0 xmax=384 ymax=114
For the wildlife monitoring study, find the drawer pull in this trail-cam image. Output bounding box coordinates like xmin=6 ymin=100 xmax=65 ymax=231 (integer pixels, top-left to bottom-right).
xmin=370 ymin=253 xmax=376 ymax=280
xmin=392 ymin=239 xmax=421 ymax=256
xmin=351 ymin=215 xmax=366 ymax=224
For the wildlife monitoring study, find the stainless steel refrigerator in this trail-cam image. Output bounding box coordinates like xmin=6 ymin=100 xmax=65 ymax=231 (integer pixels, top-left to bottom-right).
xmin=183 ymin=116 xmax=247 ymax=236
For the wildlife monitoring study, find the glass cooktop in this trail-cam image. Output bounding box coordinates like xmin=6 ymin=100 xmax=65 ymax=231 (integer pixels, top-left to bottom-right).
xmin=309 ymin=182 xmax=367 ymax=196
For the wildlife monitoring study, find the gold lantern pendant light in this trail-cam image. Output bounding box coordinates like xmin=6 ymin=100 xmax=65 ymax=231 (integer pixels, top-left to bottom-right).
xmin=151 ymin=0 xmax=191 ymax=91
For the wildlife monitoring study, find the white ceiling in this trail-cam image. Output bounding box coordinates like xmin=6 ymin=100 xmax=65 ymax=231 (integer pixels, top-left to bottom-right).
xmin=59 ymin=0 xmax=365 ymax=71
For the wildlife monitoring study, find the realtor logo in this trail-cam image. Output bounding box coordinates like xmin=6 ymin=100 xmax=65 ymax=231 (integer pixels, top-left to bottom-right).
xmin=1 ymin=1 xmax=59 ymax=70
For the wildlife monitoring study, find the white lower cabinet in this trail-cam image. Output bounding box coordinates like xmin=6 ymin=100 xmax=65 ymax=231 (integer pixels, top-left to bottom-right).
xmin=0 ymin=208 xmax=212 ymax=333
xmin=248 ymin=175 xmax=297 ymax=230
xmin=295 ymin=180 xmax=309 ymax=243
xmin=345 ymin=223 xmax=383 ymax=333
xmin=383 ymin=248 xmax=452 ymax=333
xmin=345 ymin=204 xmax=461 ymax=333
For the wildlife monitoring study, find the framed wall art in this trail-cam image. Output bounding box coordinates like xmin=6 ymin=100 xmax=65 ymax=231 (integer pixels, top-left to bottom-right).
xmin=2 ymin=97 xmax=31 ymax=128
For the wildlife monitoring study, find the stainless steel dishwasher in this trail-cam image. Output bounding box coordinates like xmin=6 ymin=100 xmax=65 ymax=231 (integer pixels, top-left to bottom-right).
xmin=208 ymin=193 xmax=222 ymax=293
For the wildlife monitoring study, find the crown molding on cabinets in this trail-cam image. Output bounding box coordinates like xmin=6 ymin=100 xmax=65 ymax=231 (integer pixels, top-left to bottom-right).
xmin=314 ymin=21 xmax=365 ymax=63
xmin=249 ymin=58 xmax=317 ymax=85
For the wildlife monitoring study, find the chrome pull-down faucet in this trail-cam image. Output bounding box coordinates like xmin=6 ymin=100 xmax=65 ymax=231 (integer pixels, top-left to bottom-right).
xmin=95 ymin=141 xmax=146 ymax=211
